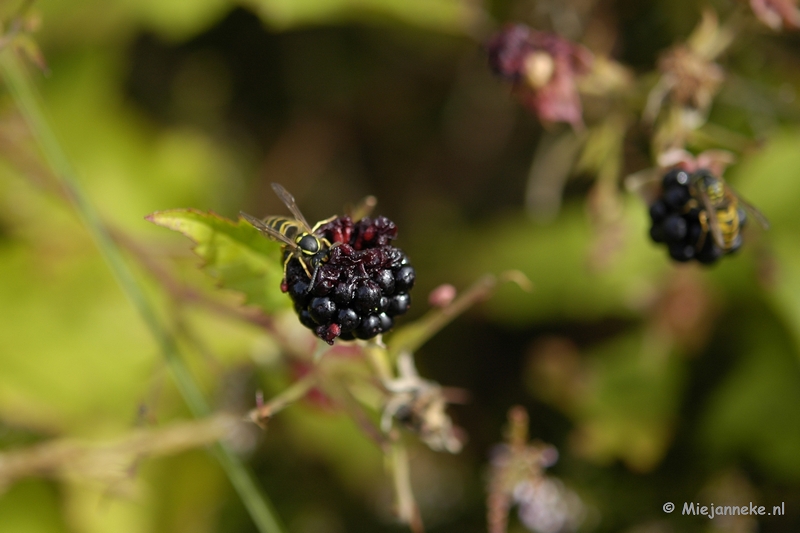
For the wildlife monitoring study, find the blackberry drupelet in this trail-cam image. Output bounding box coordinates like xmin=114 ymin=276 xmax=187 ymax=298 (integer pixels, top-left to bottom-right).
xmin=283 ymin=215 xmax=415 ymax=344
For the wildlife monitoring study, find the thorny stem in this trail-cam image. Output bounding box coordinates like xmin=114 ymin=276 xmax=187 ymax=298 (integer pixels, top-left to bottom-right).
xmin=247 ymin=372 xmax=317 ymax=426
xmin=0 ymin=51 xmax=287 ymax=533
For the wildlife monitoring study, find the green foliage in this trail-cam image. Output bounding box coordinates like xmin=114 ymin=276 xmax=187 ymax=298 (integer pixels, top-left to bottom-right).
xmin=147 ymin=209 xmax=289 ymax=312
xmin=575 ymin=332 xmax=684 ymax=472
xmin=730 ymin=130 xmax=800 ymax=352
xmin=446 ymin=202 xmax=667 ymax=324
xmin=244 ymin=0 xmax=475 ymax=32
xmin=0 ymin=480 xmax=67 ymax=533
xmin=3 ymin=0 xmax=800 ymax=532
xmin=699 ymin=308 xmax=800 ymax=482
xmin=527 ymin=331 xmax=684 ymax=472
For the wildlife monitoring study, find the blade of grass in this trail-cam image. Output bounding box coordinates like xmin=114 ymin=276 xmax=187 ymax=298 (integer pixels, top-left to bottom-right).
xmin=0 ymin=51 xmax=286 ymax=533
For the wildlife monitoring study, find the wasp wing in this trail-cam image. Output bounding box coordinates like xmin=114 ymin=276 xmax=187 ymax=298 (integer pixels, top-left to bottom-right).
xmin=271 ymin=183 xmax=315 ymax=234
xmin=240 ymin=211 xmax=299 ymax=250
xmin=723 ymin=182 xmax=770 ymax=230
xmin=624 ymin=168 xmax=662 ymax=205
xmin=695 ymin=186 xmax=726 ymax=249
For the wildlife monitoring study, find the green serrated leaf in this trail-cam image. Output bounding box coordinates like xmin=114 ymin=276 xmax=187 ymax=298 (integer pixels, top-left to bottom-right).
xmin=147 ymin=209 xmax=289 ymax=312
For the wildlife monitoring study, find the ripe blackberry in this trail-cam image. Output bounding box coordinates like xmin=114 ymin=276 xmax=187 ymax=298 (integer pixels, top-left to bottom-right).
xmin=283 ymin=215 xmax=415 ymax=344
xmin=647 ymin=169 xmax=731 ymax=265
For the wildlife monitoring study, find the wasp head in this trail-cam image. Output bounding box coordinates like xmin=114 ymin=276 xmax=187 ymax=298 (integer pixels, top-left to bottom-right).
xmin=296 ymin=233 xmax=322 ymax=255
xmin=692 ymin=170 xmax=725 ymax=204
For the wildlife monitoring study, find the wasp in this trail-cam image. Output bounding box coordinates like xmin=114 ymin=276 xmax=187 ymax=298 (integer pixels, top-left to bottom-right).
xmin=240 ymin=183 xmax=334 ymax=290
xmin=626 ymin=158 xmax=769 ymax=258
xmin=688 ymin=169 xmax=770 ymax=252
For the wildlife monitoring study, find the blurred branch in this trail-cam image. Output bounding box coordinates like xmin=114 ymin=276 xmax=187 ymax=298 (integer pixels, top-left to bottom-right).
xmin=0 ymin=414 xmax=237 ymax=493
xmin=525 ymin=128 xmax=586 ymax=222
xmin=0 ymin=51 xmax=287 ymax=533
xmin=389 ymin=441 xmax=425 ymax=533
xmin=387 ymin=272 xmax=531 ymax=360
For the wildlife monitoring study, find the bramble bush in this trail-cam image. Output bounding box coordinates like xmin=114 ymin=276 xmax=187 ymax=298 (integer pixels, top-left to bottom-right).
xmin=1 ymin=1 xmax=800 ymax=532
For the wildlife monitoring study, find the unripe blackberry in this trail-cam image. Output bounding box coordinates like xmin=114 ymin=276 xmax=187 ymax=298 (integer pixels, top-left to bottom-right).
xmin=316 ymin=323 xmax=341 ymax=344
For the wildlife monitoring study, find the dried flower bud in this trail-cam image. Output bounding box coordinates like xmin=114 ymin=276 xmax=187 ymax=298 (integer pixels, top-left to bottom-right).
xmin=657 ymin=148 xmax=735 ymax=177
xmin=657 ymin=45 xmax=724 ymax=113
xmin=488 ymin=407 xmax=585 ymax=533
xmin=751 ymin=0 xmax=800 ymax=30
xmin=381 ymin=352 xmax=462 ymax=453
xmin=644 ymin=11 xmax=729 ymax=139
xmin=487 ymin=24 xmax=593 ymax=128
xmin=428 ymin=284 xmax=457 ymax=308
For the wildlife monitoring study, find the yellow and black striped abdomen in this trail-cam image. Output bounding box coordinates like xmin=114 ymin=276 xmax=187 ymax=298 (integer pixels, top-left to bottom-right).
xmin=263 ymin=216 xmax=302 ymax=241
xmin=715 ymin=203 xmax=741 ymax=251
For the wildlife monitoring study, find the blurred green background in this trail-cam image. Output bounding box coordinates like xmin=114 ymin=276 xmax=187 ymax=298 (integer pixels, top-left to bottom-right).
xmin=2 ymin=0 xmax=800 ymax=532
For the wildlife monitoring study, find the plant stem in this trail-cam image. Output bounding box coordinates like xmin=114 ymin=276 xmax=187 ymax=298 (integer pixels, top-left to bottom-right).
xmin=0 ymin=51 xmax=286 ymax=533
xmin=389 ymin=442 xmax=424 ymax=533
xmin=247 ymin=372 xmax=317 ymax=425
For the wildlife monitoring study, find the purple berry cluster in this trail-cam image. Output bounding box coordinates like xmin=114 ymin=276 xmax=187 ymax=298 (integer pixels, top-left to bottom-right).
xmin=284 ymin=215 xmax=414 ymax=344
xmin=648 ymin=169 xmax=745 ymax=264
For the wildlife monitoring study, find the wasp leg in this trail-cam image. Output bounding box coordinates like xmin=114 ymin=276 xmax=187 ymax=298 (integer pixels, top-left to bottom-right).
xmin=284 ymin=252 xmax=313 ymax=283
xmin=310 ymin=215 xmax=338 ymax=233
xmin=695 ymin=211 xmax=708 ymax=251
